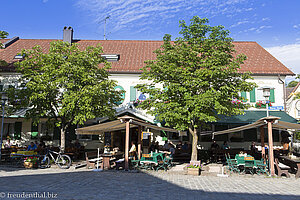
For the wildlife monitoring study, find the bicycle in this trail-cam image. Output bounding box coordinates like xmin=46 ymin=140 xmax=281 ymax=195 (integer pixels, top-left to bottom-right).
xmin=40 ymin=148 xmax=72 ymax=169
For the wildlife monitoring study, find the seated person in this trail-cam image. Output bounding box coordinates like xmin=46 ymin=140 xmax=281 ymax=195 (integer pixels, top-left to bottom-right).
xmin=155 ymin=142 xmax=160 ymax=151
xmin=27 ymin=142 xmax=37 ymax=151
xmin=182 ymin=142 xmax=188 ymax=150
xmin=176 ymin=141 xmax=183 ymax=150
xmin=168 ymin=143 xmax=175 ymax=158
xmin=222 ymin=141 xmax=230 ymax=150
xmin=37 ymin=140 xmax=46 ymax=154
xmin=163 ymin=140 xmax=170 ymax=150
xmin=238 ymin=151 xmax=247 ymax=157
xmin=149 ymin=141 xmax=156 ymax=152
xmin=4 ymin=138 xmax=12 ymax=148
xmin=211 ymin=141 xmax=220 ymax=150
xmin=74 ymin=139 xmax=81 ymax=149
xmin=129 ymin=141 xmax=136 ymax=159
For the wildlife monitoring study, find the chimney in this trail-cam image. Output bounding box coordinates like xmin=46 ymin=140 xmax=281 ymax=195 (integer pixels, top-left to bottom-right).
xmin=63 ymin=26 xmax=73 ymax=43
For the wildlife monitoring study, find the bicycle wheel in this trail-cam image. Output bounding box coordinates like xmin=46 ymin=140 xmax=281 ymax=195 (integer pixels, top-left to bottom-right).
xmin=57 ymin=154 xmax=72 ymax=169
xmin=40 ymin=156 xmax=50 ymax=168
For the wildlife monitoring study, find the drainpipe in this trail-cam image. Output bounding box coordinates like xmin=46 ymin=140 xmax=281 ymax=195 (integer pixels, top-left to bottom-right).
xmin=278 ymin=75 xmax=286 ymax=112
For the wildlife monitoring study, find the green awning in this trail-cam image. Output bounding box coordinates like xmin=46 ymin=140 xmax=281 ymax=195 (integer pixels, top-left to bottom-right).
xmin=214 ymin=111 xmax=298 ymax=124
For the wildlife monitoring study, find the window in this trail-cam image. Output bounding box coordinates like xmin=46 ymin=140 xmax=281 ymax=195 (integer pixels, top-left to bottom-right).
xmin=3 ymin=123 xmax=14 ymax=139
xmin=101 ymin=54 xmax=120 ymax=62
xmin=256 ymin=88 xmax=275 ymax=103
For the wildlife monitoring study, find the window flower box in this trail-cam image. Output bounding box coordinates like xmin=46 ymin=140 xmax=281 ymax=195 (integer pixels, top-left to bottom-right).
xmin=255 ymin=101 xmax=272 ymax=108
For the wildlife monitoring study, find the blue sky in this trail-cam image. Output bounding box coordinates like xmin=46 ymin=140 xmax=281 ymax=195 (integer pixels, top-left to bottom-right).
xmin=1 ymin=0 xmax=300 ymax=77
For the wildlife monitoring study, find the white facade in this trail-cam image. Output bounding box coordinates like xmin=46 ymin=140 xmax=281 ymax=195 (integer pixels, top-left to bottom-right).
xmin=286 ymin=83 xmax=300 ymax=120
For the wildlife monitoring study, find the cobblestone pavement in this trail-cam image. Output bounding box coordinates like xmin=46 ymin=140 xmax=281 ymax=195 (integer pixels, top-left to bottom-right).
xmin=0 ymin=166 xmax=300 ymax=200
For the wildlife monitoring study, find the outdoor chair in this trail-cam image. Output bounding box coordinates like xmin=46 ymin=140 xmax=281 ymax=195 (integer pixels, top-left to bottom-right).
xmin=130 ymin=159 xmax=140 ymax=170
xmin=254 ymin=159 xmax=269 ymax=175
xmin=156 ymin=157 xmax=173 ymax=171
xmin=225 ymin=153 xmax=239 ymax=174
xmin=275 ymin=158 xmax=290 ymax=178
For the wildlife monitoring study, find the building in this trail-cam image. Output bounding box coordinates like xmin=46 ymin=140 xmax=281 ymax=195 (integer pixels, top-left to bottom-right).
xmin=0 ymin=27 xmax=296 ymax=150
xmin=286 ymin=82 xmax=300 ymax=121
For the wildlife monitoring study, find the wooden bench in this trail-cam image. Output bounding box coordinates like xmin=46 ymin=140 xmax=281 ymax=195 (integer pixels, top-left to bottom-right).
xmin=85 ymin=151 xmax=102 ymax=169
xmin=275 ymin=158 xmax=290 ymax=178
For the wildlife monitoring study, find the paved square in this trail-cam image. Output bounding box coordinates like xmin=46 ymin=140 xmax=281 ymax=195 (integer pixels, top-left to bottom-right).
xmin=0 ymin=167 xmax=299 ymax=200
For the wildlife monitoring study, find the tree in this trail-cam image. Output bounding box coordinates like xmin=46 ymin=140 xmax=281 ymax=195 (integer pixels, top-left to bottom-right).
xmin=8 ymin=41 xmax=122 ymax=151
xmin=287 ymin=80 xmax=298 ymax=88
xmin=0 ymin=30 xmax=9 ymax=48
xmin=136 ymin=16 xmax=256 ymax=161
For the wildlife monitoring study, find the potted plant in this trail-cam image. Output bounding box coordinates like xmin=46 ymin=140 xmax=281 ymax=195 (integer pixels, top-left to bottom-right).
xmin=24 ymin=157 xmax=38 ymax=169
xmin=187 ymin=163 xmax=202 ymax=176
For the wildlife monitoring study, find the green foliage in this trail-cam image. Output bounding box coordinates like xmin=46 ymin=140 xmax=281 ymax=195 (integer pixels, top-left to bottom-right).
xmin=295 ymin=131 xmax=300 ymax=141
xmin=0 ymin=30 xmax=8 ymax=48
xmin=136 ymin=16 xmax=256 ymax=160
xmin=136 ymin=16 xmax=256 ymax=131
xmin=287 ymin=80 xmax=298 ymax=88
xmin=7 ymin=41 xmax=121 ymax=130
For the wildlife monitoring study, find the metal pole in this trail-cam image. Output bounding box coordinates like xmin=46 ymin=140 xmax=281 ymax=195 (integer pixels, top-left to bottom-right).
xmin=266 ymin=100 xmax=269 ymax=117
xmin=0 ymin=100 xmax=5 ymax=162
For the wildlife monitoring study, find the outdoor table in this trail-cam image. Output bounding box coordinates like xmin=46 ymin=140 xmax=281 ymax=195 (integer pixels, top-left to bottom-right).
xmin=140 ymin=153 xmax=164 ymax=170
xmin=280 ymin=156 xmax=300 ymax=178
xmin=235 ymin=155 xmax=255 ymax=174
xmin=100 ymin=152 xmax=123 ymax=170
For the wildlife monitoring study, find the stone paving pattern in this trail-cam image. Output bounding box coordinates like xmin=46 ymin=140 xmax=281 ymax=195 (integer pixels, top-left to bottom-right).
xmin=0 ymin=166 xmax=300 ymax=200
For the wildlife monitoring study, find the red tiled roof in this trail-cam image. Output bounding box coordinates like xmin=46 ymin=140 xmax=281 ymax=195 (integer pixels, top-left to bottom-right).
xmin=0 ymin=39 xmax=294 ymax=75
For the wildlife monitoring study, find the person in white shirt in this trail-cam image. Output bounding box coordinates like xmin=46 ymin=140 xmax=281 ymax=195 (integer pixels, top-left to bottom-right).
xmin=129 ymin=141 xmax=136 ymax=158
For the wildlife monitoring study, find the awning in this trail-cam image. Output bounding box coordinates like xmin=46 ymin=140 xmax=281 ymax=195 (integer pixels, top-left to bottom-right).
xmin=76 ymin=116 xmax=178 ymax=135
xmin=215 ymin=111 xmax=298 ymax=124
xmin=212 ymin=116 xmax=300 ymax=138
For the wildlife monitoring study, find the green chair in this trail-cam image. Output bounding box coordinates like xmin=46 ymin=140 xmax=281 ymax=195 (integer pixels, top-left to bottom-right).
xmin=254 ymin=159 xmax=269 ymax=175
xmin=225 ymin=154 xmax=239 ymax=174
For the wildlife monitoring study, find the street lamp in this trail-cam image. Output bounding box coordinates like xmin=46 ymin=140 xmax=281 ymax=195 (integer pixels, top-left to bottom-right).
xmin=258 ymin=86 xmax=274 ymax=117
xmin=0 ymin=92 xmax=8 ymax=162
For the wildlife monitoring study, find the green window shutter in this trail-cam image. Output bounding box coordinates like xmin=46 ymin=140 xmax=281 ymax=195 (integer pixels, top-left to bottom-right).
xmin=14 ymin=122 xmax=22 ymax=140
xmin=130 ymin=86 xmax=136 ymax=102
xmin=270 ymin=88 xmax=275 ymax=103
xmin=114 ymin=85 xmax=125 ymax=105
xmin=250 ymin=88 xmax=256 ymax=103
xmin=241 ymin=91 xmax=247 ymax=102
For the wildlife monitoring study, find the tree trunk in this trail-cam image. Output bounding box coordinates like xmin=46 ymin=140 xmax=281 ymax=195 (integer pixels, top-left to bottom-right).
xmin=60 ymin=127 xmax=65 ymax=152
xmin=189 ymin=126 xmax=198 ymax=161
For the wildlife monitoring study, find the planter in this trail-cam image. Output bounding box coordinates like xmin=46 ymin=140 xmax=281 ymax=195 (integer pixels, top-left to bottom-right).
xmin=187 ymin=168 xmax=201 ymax=176
xmin=24 ymin=161 xmax=38 ymax=169
xmin=24 ymin=161 xmax=33 ymax=169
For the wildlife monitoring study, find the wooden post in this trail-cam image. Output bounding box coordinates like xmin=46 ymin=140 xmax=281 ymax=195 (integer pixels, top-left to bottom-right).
xmin=260 ymin=126 xmax=265 ymax=162
xmin=267 ymin=120 xmax=275 ymax=176
xmin=125 ymin=120 xmax=130 ymax=170
xmin=138 ymin=125 xmax=142 ymax=160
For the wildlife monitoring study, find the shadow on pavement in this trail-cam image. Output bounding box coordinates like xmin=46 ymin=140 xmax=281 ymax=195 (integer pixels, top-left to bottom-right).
xmin=0 ymin=170 xmax=299 ymax=200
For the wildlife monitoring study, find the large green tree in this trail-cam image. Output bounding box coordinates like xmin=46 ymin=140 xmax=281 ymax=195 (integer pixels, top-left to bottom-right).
xmin=136 ymin=16 xmax=256 ymax=161
xmin=8 ymin=41 xmax=122 ymax=150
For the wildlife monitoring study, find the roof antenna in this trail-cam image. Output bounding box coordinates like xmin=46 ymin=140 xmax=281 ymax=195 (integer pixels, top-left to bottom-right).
xmin=103 ymin=16 xmax=110 ymax=40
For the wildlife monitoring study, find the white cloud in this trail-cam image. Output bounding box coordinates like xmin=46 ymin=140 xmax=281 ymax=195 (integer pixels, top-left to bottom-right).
xmin=266 ymin=44 xmax=300 ymax=75
xmin=293 ymin=24 xmax=300 ymax=29
xmin=75 ymin=0 xmax=251 ymax=36
xmin=42 ymin=0 xmax=49 ymax=3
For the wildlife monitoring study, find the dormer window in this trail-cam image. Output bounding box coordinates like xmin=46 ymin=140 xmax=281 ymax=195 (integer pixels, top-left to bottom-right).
xmin=14 ymin=54 xmax=24 ymax=59
xmin=101 ymin=54 xmax=120 ymax=62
